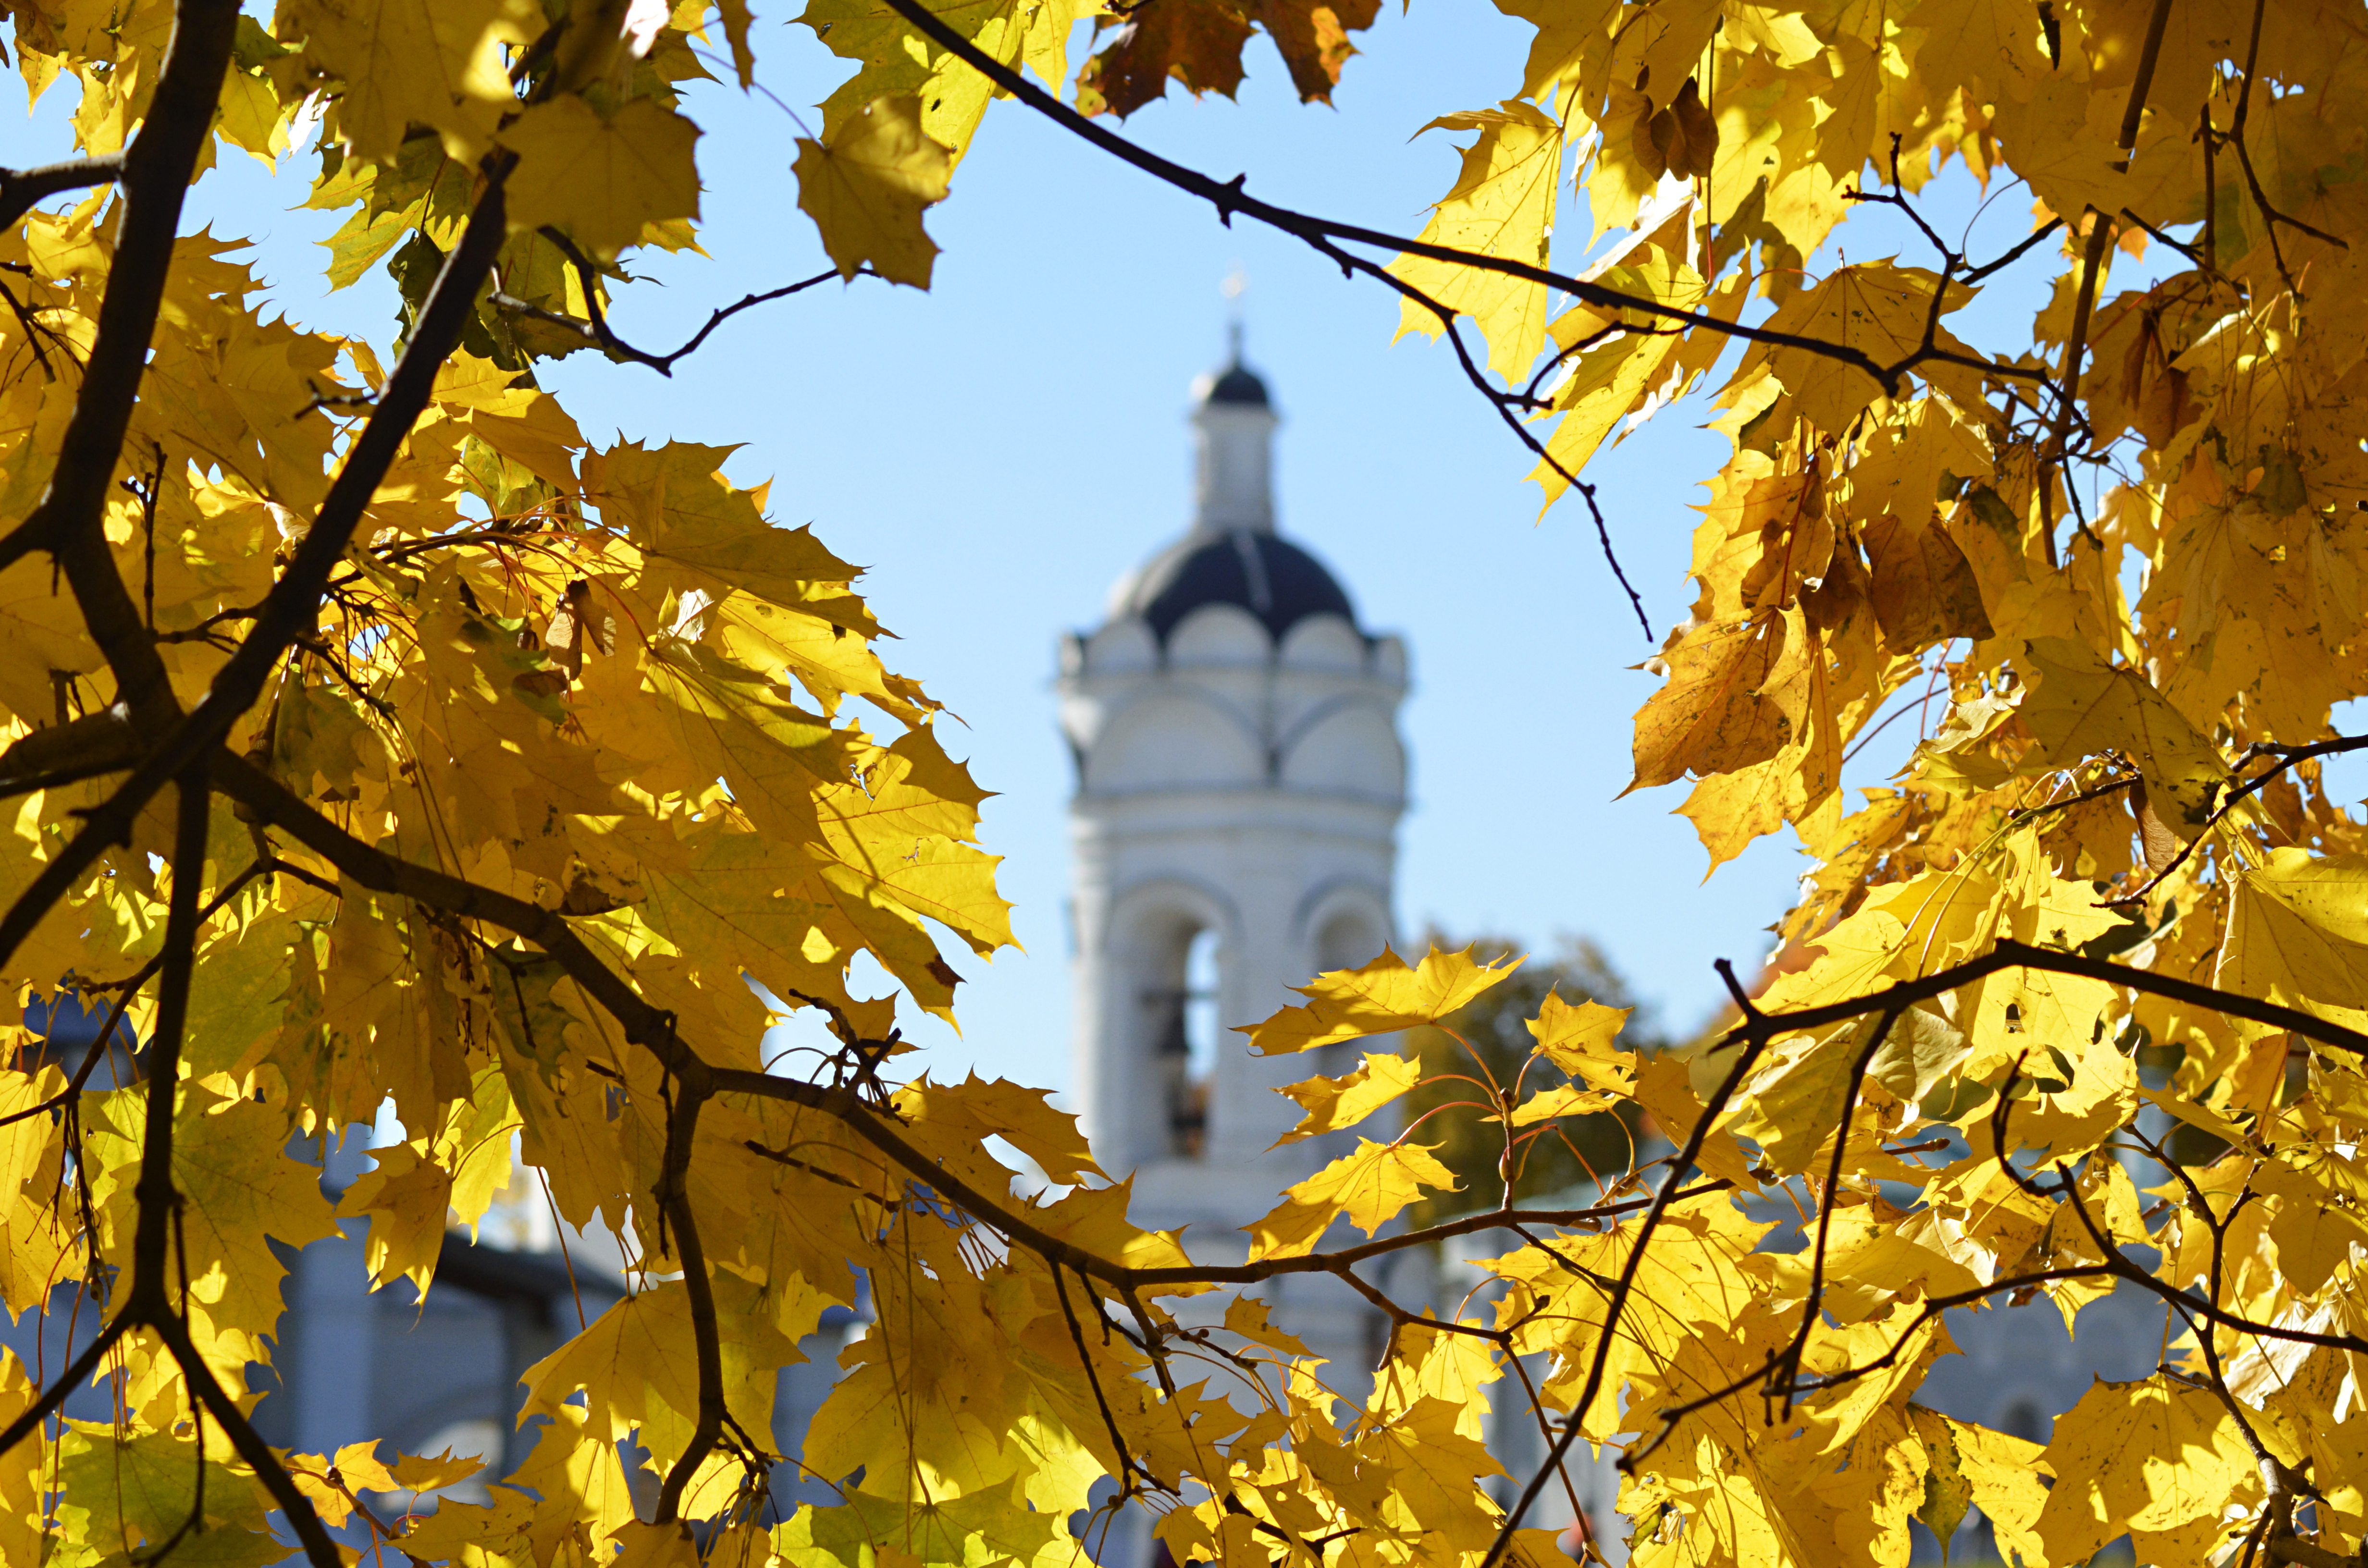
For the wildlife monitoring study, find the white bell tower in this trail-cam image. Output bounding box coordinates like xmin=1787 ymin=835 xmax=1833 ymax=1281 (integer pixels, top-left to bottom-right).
xmin=1057 ymin=348 xmax=1410 ymax=1379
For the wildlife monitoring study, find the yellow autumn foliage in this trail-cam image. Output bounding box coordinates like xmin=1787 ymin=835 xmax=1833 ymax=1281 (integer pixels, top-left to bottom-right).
xmin=5 ymin=0 xmax=2368 ymax=1565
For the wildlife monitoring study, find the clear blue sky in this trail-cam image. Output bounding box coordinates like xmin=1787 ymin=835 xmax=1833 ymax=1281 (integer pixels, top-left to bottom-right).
xmin=7 ymin=0 xmax=2111 ymax=1097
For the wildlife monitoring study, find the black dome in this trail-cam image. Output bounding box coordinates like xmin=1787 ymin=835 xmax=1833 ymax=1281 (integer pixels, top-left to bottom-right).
xmin=1122 ymin=530 xmax=1357 ymax=644
xmin=1204 ymin=364 xmax=1270 ymax=406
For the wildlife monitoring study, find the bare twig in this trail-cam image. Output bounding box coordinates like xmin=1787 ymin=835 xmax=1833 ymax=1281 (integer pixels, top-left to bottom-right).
xmin=2222 ymin=0 xmax=2347 ymax=296
xmin=869 ymin=0 xmax=2048 ymax=397
xmin=500 ymin=236 xmax=876 ymax=374
xmin=2106 ymin=732 xmax=2368 ymax=906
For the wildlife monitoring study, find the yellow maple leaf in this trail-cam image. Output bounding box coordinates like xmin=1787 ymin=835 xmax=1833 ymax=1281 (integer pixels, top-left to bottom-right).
xmin=1246 ymin=1138 xmax=1458 ymax=1259
xmin=521 ymin=1273 xmax=797 ymax=1467
xmin=2035 ymin=1375 xmax=2259 ymax=1565
xmin=336 ymin=1140 xmax=456 ymax=1294
xmin=890 ymin=1072 xmax=1103 ymax=1185
xmin=1243 ymin=944 xmax=1519 ymax=1055
xmin=1907 ymin=1406 xmax=2049 ymax=1566
xmin=2256 ymin=1149 xmax=2368 ymax=1294
xmin=2215 ymin=850 xmax=2368 ymax=1039
xmin=1388 ymin=101 xmax=1564 ymax=382
xmin=1627 ymin=612 xmax=1793 ymax=792
xmin=1274 ymin=1050 xmax=1422 ymax=1143
xmin=55 ymin=1426 xmax=282 ymax=1568
xmin=2014 ymin=637 xmax=2228 ymax=856
xmin=1221 ymin=1294 xmax=1314 ymax=1357
xmin=276 ymin=0 xmax=538 ymax=159
xmin=1527 ymin=984 xmax=1630 ymax=1058
xmin=794 ymin=94 xmax=954 ymax=288
xmin=1747 ymin=262 xmax=1979 ymax=434
xmin=500 ymin=96 xmax=703 ymax=258
xmin=86 ymin=1084 xmax=341 ymax=1370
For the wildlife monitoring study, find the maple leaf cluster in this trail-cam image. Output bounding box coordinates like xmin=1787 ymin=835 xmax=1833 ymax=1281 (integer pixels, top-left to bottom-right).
xmin=3 ymin=0 xmax=2368 ymax=1563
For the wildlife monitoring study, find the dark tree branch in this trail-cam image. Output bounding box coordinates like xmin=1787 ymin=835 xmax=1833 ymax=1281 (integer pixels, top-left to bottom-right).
xmin=0 ymin=274 xmax=59 ymax=380
xmin=217 ymin=750 xmax=1736 ymax=1286
xmin=2043 ymin=215 xmax=2118 ymax=569
xmin=0 ymin=155 xmax=125 ymax=235
xmin=1725 ymin=937 xmax=2368 ymax=1059
xmin=204 ymin=735 xmax=2368 ymax=1564
xmin=0 ymin=852 xmax=303 ymax=1134
xmin=0 ymin=1315 xmax=127 ymax=1459
xmin=1050 ymin=1262 xmax=1154 ymax=1498
xmin=2106 ymin=731 xmax=2368 ymax=907
xmin=1964 ymin=217 xmax=2069 ymax=284
xmin=505 ymin=232 xmax=876 ymax=374
xmin=123 ymin=762 xmax=208 ymax=1326
xmin=0 ymin=764 xmax=340 ymax=1564
xmin=0 ymin=166 xmax=513 ymax=986
xmin=18 ymin=0 xmax=240 ymax=716
xmin=2224 ymin=0 xmax=2346 ymax=297
xmin=869 ymin=0 xmax=2047 ymax=401
xmin=2010 ymin=772 xmax=2139 ymax=827
xmin=155 ymin=1313 xmax=344 ymax=1568
xmin=2039 ymin=0 xmax=2173 ymax=567
xmin=1775 ymin=1004 xmax=1900 ymax=1414
xmin=651 ymin=1080 xmax=728 ymax=1523
xmin=1480 ymin=975 xmax=1785 ymax=1568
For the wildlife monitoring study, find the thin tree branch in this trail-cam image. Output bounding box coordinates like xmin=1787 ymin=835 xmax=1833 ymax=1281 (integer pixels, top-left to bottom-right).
xmin=2223 ymin=0 xmax=2347 ymax=296
xmin=207 ymin=736 xmax=2368 ymax=1559
xmin=154 ymin=1313 xmax=344 ymax=1568
xmin=1480 ymin=967 xmax=1782 ymax=1568
xmin=1965 ymin=217 xmax=2069 ymax=284
xmin=1050 ymin=1263 xmax=1152 ymax=1497
xmin=0 ymin=853 xmax=301 ymax=1134
xmin=12 ymin=764 xmax=329 ymax=1563
xmin=0 ymin=1316 xmax=128 ymax=1460
xmin=1775 ymin=1004 xmax=1900 ymax=1415
xmin=218 ymin=751 xmax=1738 ymax=1285
xmin=2043 ymin=217 xmax=2117 ymax=569
xmin=2106 ymin=734 xmax=2368 ymax=908
xmin=2039 ymin=0 xmax=2173 ymax=567
xmin=869 ymin=0 xmax=2046 ymax=399
xmin=1722 ymin=937 xmax=2368 ymax=1059
xmin=125 ymin=760 xmax=209 ymax=1322
xmin=0 ymin=274 xmax=58 ymax=380
xmin=502 ymin=235 xmax=876 ymax=373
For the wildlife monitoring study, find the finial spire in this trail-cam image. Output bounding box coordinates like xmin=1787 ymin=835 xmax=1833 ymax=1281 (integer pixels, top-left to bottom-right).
xmin=1193 ymin=273 xmax=1276 ymax=535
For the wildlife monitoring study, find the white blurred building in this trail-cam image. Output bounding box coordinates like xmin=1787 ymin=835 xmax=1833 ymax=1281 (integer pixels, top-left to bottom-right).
xmin=1057 ymin=345 xmax=1408 ymax=1335
xmin=1051 ymin=348 xmax=1620 ymax=1563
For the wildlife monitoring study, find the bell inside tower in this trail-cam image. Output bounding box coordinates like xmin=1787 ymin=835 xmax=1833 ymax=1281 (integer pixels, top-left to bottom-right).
xmin=1143 ymin=925 xmax=1222 ymax=1159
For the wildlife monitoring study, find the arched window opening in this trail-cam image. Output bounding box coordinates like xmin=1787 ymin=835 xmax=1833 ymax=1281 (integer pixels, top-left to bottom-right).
xmin=1316 ymin=910 xmax=1383 ymax=976
xmin=1146 ymin=926 xmax=1221 ymax=1159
